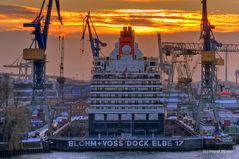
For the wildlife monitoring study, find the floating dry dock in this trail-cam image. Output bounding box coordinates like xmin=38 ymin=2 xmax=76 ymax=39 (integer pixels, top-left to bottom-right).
xmin=49 ymin=136 xmax=234 ymax=151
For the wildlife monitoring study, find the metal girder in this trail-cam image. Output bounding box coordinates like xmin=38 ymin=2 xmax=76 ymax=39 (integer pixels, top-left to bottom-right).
xmin=162 ymin=42 xmax=239 ymax=54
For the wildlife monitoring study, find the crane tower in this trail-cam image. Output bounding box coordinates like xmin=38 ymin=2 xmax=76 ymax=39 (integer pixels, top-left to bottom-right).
xmin=22 ymin=0 xmax=63 ymax=107
xmin=196 ymin=0 xmax=221 ymax=131
xmin=57 ymin=36 xmax=66 ymax=102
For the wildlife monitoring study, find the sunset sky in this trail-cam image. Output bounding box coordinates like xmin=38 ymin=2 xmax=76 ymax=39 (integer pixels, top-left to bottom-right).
xmin=0 ymin=0 xmax=239 ymax=81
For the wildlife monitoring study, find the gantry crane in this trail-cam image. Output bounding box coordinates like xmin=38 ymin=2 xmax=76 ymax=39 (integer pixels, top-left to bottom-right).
xmin=22 ymin=0 xmax=63 ymax=106
xmin=80 ymin=12 xmax=107 ymax=58
xmin=160 ymin=0 xmax=239 ymax=133
xmin=57 ymin=36 xmax=65 ymax=102
xmin=4 ymin=54 xmax=32 ymax=81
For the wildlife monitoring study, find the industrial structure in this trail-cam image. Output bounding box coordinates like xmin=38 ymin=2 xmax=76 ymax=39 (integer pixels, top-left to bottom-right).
xmin=161 ymin=0 xmax=239 ymax=133
xmin=57 ymin=36 xmax=66 ymax=102
xmin=3 ymin=55 xmax=32 ymax=81
xmin=22 ymin=0 xmax=63 ymax=106
xmin=80 ymin=12 xmax=107 ymax=57
xmin=196 ymin=0 xmax=220 ymax=131
xmin=1 ymin=0 xmax=238 ymax=154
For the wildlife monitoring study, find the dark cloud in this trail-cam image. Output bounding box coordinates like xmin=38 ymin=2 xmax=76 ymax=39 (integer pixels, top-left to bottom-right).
xmin=0 ymin=5 xmax=35 ymax=16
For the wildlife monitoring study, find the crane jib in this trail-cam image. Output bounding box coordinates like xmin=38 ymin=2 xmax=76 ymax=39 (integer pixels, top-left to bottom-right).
xmin=22 ymin=0 xmax=63 ymax=106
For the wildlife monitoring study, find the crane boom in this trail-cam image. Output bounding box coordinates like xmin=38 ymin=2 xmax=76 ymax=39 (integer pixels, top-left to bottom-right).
xmin=81 ymin=12 xmax=106 ymax=58
xmin=162 ymin=42 xmax=239 ymax=53
xmin=23 ymin=0 xmax=63 ymax=106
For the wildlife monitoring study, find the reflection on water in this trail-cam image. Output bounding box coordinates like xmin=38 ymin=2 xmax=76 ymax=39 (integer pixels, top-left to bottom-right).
xmin=12 ymin=146 xmax=238 ymax=159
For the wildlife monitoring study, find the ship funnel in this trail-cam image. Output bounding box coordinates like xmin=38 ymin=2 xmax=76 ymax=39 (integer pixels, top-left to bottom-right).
xmin=119 ymin=26 xmax=135 ymax=58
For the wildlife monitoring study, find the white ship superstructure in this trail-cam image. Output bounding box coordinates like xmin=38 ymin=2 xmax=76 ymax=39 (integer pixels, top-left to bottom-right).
xmin=88 ymin=26 xmax=164 ymax=137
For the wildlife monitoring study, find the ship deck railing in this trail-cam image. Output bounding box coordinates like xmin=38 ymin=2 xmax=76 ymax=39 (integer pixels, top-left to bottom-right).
xmin=49 ymin=136 xmax=203 ymax=141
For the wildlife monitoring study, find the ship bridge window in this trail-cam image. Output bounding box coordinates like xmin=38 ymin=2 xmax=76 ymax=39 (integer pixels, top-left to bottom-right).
xmin=138 ymin=101 xmax=143 ymax=104
xmin=107 ymin=114 xmax=119 ymax=120
xmin=102 ymin=101 xmax=106 ymax=104
xmin=156 ymin=88 xmax=162 ymax=91
xmin=135 ymin=114 xmax=146 ymax=120
xmin=149 ymin=113 xmax=158 ymax=120
xmin=145 ymin=100 xmax=150 ymax=104
xmin=129 ymin=101 xmax=135 ymax=104
xmin=95 ymin=114 xmax=104 ymax=121
xmin=121 ymin=114 xmax=132 ymax=120
xmin=110 ymin=94 xmax=116 ymax=98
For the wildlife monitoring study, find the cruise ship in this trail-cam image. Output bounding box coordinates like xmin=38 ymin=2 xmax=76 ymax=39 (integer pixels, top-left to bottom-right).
xmin=88 ymin=26 xmax=163 ymax=137
xmin=49 ymin=27 xmax=234 ymax=151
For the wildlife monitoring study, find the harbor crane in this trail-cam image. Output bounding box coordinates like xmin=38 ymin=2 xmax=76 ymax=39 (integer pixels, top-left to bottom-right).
xmin=57 ymin=36 xmax=65 ymax=102
xmin=160 ymin=0 xmax=239 ymax=133
xmin=80 ymin=12 xmax=107 ymax=58
xmin=22 ymin=0 xmax=63 ymax=106
xmin=196 ymin=0 xmax=220 ymax=132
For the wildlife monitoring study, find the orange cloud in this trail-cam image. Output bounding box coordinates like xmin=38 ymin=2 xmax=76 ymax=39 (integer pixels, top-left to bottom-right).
xmin=122 ymin=0 xmax=186 ymax=1
xmin=0 ymin=5 xmax=238 ymax=36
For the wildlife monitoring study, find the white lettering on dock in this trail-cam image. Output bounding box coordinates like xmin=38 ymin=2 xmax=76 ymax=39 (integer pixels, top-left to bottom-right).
xmin=68 ymin=139 xmax=184 ymax=148
xmin=152 ymin=140 xmax=173 ymax=147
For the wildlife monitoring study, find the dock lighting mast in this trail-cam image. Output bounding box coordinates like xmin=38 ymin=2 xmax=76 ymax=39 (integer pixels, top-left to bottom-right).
xmin=80 ymin=12 xmax=107 ymax=58
xmin=22 ymin=0 xmax=63 ymax=106
xmin=196 ymin=0 xmax=221 ymax=130
xmin=57 ymin=36 xmax=66 ymax=102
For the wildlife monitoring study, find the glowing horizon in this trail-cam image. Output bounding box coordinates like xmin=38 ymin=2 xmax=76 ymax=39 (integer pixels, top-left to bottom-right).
xmin=0 ymin=4 xmax=238 ymax=37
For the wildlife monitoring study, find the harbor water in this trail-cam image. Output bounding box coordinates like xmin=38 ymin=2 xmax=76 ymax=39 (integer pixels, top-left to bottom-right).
xmin=11 ymin=145 xmax=239 ymax=159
